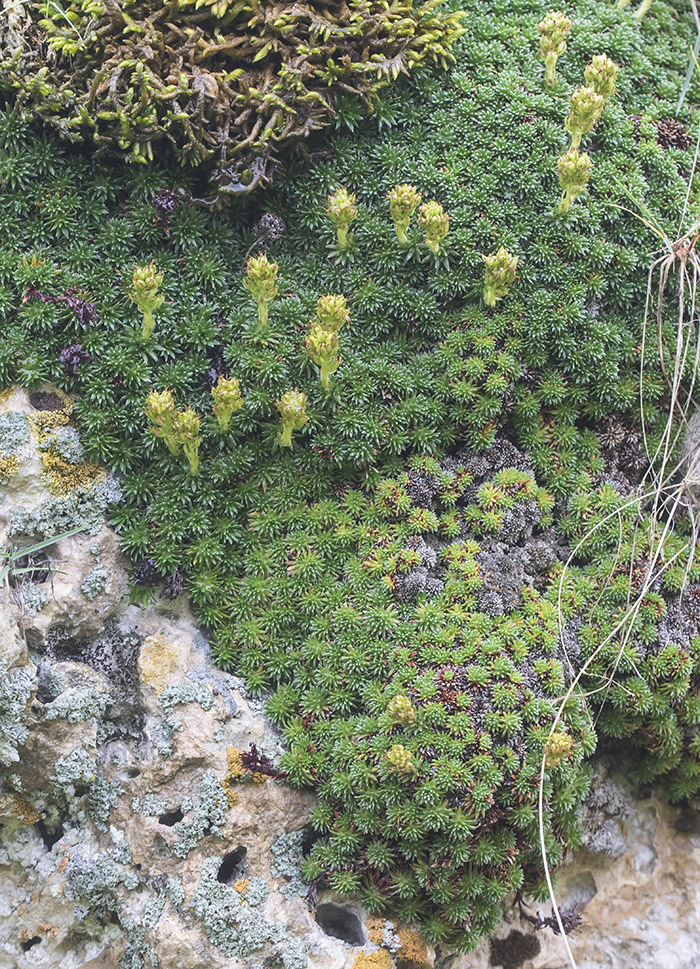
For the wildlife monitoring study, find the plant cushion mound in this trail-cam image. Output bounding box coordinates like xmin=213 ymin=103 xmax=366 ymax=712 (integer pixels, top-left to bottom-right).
xmin=0 ymin=0 xmax=700 ymax=947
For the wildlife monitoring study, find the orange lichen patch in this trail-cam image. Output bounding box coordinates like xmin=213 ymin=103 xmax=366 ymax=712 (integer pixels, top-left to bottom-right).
xmin=352 ymin=953 xmax=394 ymax=969
xmin=365 ymin=916 xmax=386 ymax=947
xmin=0 ymin=454 xmax=19 ymax=483
xmin=395 ymin=925 xmax=430 ymax=969
xmin=0 ymin=793 xmax=41 ymax=825
xmin=138 ymin=634 xmax=180 ymax=692
xmin=40 ymin=451 xmax=103 ymax=496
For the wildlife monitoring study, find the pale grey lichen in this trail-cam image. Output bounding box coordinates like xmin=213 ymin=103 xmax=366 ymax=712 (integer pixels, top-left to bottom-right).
xmin=88 ymin=778 xmax=122 ymax=830
xmin=143 ymin=893 xmax=167 ymax=930
xmin=51 ymin=748 xmax=96 ymax=793
xmin=65 ymin=850 xmax=139 ymax=919
xmin=9 ymin=473 xmax=122 ymax=538
xmin=81 ymin=564 xmax=108 ymax=600
xmin=20 ymin=582 xmax=49 ymax=616
xmin=159 ymin=680 xmax=215 ymax=733
xmin=132 ymin=794 xmax=166 ymax=817
xmin=173 ymin=770 xmax=228 ymax=858
xmin=190 ymin=858 xmax=282 ymax=959
xmin=168 ymin=877 xmax=185 ymax=907
xmin=38 ymin=425 xmax=85 ymax=464
xmin=282 ymin=938 xmax=310 ymax=969
xmin=270 ymin=830 xmax=307 ymax=898
xmin=0 ymin=411 xmax=29 ymax=457
xmin=0 ymin=661 xmax=34 ymax=765
xmin=45 ymin=687 xmax=109 ymax=723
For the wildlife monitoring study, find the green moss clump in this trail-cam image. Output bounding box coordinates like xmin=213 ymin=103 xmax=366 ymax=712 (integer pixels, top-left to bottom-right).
xmin=0 ymin=0 xmax=464 ymax=192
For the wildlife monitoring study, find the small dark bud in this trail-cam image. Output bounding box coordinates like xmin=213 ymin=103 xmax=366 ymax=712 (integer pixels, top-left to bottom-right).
xmin=162 ymin=567 xmax=186 ymax=600
xmin=254 ymin=212 xmax=285 ymax=243
xmin=63 ymin=288 xmax=98 ymax=325
xmin=153 ymin=188 xmax=182 ymax=235
xmin=58 ymin=343 xmax=92 ymax=377
xmin=132 ymin=557 xmax=159 ymax=586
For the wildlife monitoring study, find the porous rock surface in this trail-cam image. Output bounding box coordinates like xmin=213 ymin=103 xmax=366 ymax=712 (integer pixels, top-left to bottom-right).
xmin=3 ymin=386 xmax=700 ymax=969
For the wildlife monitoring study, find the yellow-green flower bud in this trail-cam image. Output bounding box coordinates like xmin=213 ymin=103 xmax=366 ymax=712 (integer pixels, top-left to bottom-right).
xmin=316 ymin=293 xmax=349 ymax=331
xmin=244 ymin=253 xmax=278 ymax=328
xmin=544 ymin=730 xmax=574 ymax=767
xmin=144 ymin=388 xmax=179 ymax=455
xmin=385 ymin=743 xmax=414 ymax=775
xmin=483 ymin=246 xmax=519 ymax=306
xmin=171 ymin=407 xmax=201 ymax=474
xmin=418 ymin=200 xmax=449 ymax=254
xmin=557 ymin=148 xmax=593 ymax=214
xmin=130 ymin=262 xmax=164 ymax=341
xmin=584 ymin=54 xmax=619 ymax=100
xmin=537 ymin=11 xmax=572 ymax=86
xmin=387 ymin=695 xmax=415 ymax=726
xmin=326 ymin=187 xmax=357 ymax=250
xmin=305 ymin=324 xmax=341 ymax=389
xmin=565 ymin=86 xmax=606 ymax=150
xmin=276 ymin=388 xmax=308 ymax=447
xmin=211 ymin=375 xmax=244 ymax=432
xmin=389 ymin=183 xmax=423 ymax=245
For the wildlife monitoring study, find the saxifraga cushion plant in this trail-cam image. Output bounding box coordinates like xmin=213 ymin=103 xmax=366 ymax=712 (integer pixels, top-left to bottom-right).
xmin=1 ymin=0 xmax=700 ymax=948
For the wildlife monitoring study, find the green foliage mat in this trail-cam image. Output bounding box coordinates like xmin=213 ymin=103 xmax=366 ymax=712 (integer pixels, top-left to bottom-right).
xmin=2 ymin=0 xmax=700 ymax=950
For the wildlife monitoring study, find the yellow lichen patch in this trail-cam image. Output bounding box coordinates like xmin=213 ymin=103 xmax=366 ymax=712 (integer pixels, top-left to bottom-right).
xmin=40 ymin=451 xmax=103 ymax=496
xmin=223 ymin=746 xmax=267 ymax=789
xmin=365 ymin=916 xmax=386 ymax=947
xmin=395 ymin=925 xmax=430 ymax=969
xmin=0 ymin=386 xmax=12 ymax=404
xmin=233 ymin=878 xmax=249 ymax=900
xmin=138 ymin=634 xmax=180 ymax=692
xmin=27 ymin=407 xmax=71 ymax=439
xmin=352 ymin=953 xmax=394 ymax=969
xmin=0 ymin=793 xmax=41 ymax=825
xmin=0 ymin=454 xmax=19 ymax=483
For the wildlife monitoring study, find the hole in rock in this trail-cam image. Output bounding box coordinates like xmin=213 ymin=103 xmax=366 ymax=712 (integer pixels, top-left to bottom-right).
xmin=21 ymin=937 xmax=41 ymax=952
xmin=217 ymin=845 xmax=248 ymax=884
xmin=152 ymin=834 xmax=171 ymax=858
xmin=158 ymin=808 xmax=184 ymax=827
xmin=36 ymin=820 xmax=64 ymax=850
xmin=125 ymin=767 xmax=141 ymax=779
xmin=29 ymin=392 xmax=64 ymax=412
xmin=315 ymin=903 xmax=365 ymax=946
xmin=562 ymin=869 xmax=597 ymax=909
xmin=489 ymin=930 xmax=540 ymax=968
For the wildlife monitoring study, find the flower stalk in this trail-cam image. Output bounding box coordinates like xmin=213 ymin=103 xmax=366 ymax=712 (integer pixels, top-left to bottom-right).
xmin=418 ymin=200 xmax=449 ymax=254
xmin=130 ymin=262 xmax=164 ymax=341
xmin=556 ymin=148 xmax=593 ymax=215
xmin=244 ymin=253 xmax=278 ymax=328
xmin=211 ymin=375 xmax=244 ymax=432
xmin=305 ymin=324 xmax=341 ymax=389
xmin=327 ymin=187 xmax=358 ymax=250
xmin=483 ymin=247 xmax=519 ymax=306
xmin=276 ymin=389 xmax=308 ymax=447
xmin=389 ymin=183 xmax=423 ymax=245
xmin=537 ymin=11 xmax=572 ymax=86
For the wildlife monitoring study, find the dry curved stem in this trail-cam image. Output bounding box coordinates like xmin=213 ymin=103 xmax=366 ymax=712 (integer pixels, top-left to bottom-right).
xmin=541 ymin=145 xmax=700 ymax=967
